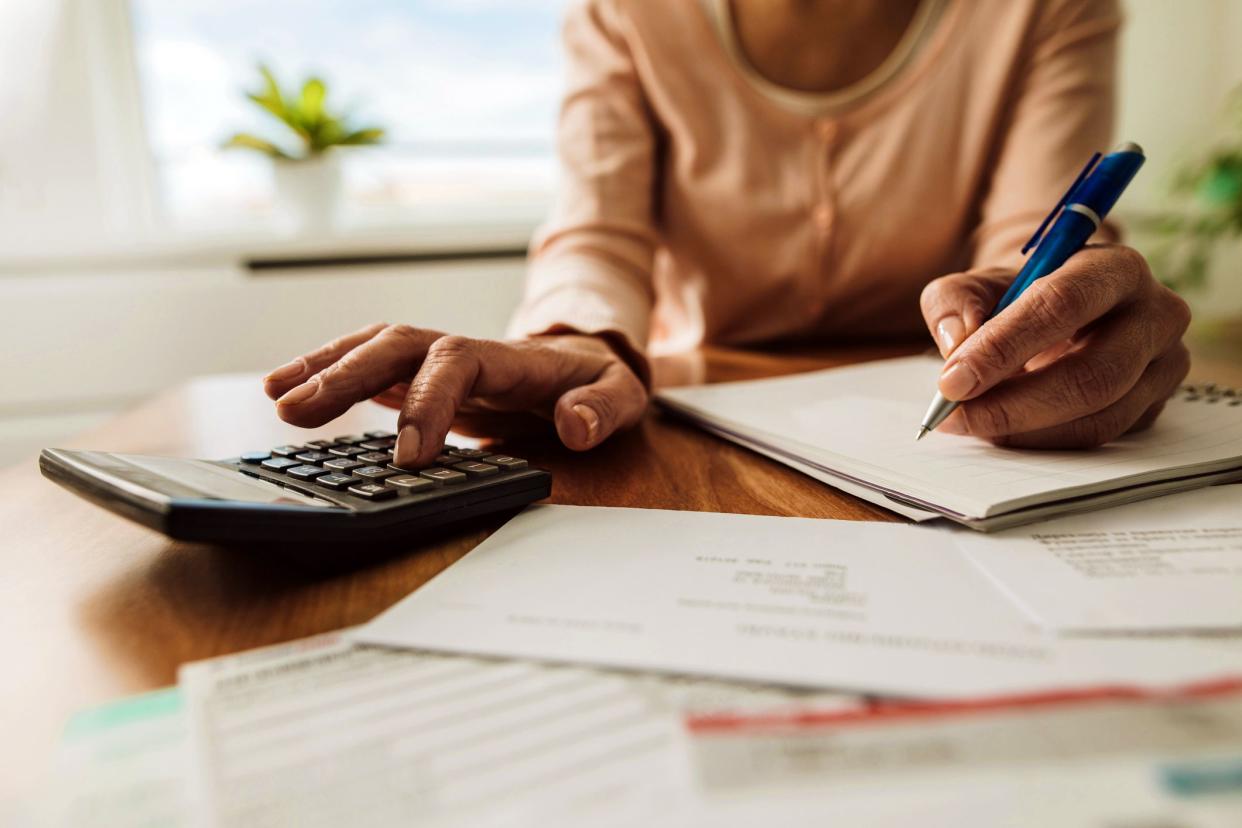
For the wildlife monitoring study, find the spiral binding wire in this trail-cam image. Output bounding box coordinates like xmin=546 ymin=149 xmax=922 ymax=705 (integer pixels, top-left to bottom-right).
xmin=1179 ymin=383 xmax=1242 ymax=406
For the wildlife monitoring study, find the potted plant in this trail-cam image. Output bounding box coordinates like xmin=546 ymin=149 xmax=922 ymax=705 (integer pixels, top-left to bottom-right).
xmin=223 ymin=64 xmax=386 ymax=232
xmin=1142 ymin=86 xmax=1242 ymax=318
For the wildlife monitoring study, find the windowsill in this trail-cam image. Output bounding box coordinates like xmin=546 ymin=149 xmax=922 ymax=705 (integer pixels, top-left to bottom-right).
xmin=0 ymin=206 xmax=541 ymax=275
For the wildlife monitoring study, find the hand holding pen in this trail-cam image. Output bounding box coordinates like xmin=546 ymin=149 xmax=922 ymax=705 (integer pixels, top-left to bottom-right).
xmin=916 ymin=143 xmax=1192 ymax=449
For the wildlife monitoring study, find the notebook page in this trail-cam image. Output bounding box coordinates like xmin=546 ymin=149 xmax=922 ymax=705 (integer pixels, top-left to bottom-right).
xmin=658 ymin=357 xmax=1242 ymax=518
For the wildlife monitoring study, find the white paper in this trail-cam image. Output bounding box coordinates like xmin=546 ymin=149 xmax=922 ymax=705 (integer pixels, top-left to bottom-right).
xmin=676 ymin=686 xmax=1242 ymax=828
xmin=180 ymin=631 xmax=857 ymax=828
xmin=956 ymin=484 xmax=1242 ymax=632
xmin=43 ymin=688 xmax=189 ymax=827
xmin=657 ymin=356 xmax=1242 ymax=519
xmin=355 ymin=505 xmax=1242 ymax=699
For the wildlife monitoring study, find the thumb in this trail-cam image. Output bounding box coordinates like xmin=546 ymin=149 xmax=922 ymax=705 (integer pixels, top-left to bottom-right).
xmin=553 ymin=361 xmax=648 ymax=451
xmin=919 ymin=268 xmax=1013 ymax=357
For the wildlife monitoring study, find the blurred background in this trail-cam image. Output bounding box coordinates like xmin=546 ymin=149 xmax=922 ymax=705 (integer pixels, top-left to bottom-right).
xmin=0 ymin=0 xmax=1239 ymax=466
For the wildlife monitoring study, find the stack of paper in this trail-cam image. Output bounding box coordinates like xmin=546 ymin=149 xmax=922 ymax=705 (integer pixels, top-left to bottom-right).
xmin=656 ymin=356 xmax=1242 ymax=530
xmin=355 ymin=503 xmax=1242 ymax=698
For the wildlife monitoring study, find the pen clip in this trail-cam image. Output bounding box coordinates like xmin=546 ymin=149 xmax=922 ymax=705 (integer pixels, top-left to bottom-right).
xmin=1020 ymin=152 xmax=1101 ymax=255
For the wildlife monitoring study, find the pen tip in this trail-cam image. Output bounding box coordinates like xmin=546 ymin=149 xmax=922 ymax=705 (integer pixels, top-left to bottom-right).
xmin=915 ymin=427 xmax=928 ymax=442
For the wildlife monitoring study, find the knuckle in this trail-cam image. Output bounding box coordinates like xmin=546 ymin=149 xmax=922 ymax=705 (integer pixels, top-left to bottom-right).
xmin=1162 ymin=289 xmax=1193 ymax=337
xmin=384 ymin=323 xmax=424 ymax=348
xmin=1113 ymin=245 xmax=1150 ymax=284
xmin=426 ymin=334 xmax=474 ymax=361
xmin=314 ymin=362 xmax=366 ymax=399
xmin=969 ymin=324 xmax=1024 ymax=377
xmin=1062 ymin=354 xmax=1123 ymax=411
xmin=1030 ymin=277 xmax=1089 ymax=326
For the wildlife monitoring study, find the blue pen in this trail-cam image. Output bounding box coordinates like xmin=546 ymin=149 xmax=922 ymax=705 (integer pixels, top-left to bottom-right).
xmin=916 ymin=141 xmax=1146 ymax=440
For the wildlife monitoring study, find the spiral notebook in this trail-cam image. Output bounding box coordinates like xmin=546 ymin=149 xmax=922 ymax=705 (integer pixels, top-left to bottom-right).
xmin=656 ymin=356 xmax=1242 ymax=531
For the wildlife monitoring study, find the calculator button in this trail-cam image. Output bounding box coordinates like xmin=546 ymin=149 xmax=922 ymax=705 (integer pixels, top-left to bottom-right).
xmin=333 ymin=435 xmax=367 ymax=445
xmin=358 ymin=451 xmax=393 ymax=464
xmin=364 ymin=430 xmax=396 ymax=439
xmin=453 ymin=461 xmax=499 ymax=478
xmin=449 ymin=448 xmax=490 ymax=459
xmin=271 ymin=445 xmax=306 ymax=458
xmin=306 ymin=440 xmax=338 ymax=449
xmin=420 ymin=468 xmax=467 ymax=485
xmin=261 ymin=457 xmax=300 ymax=472
xmin=286 ymin=464 xmax=329 ymax=480
xmin=388 ymin=474 xmax=436 ymax=492
xmin=294 ymin=451 xmax=335 ymax=465
xmin=484 ymin=455 xmax=528 ymax=471
xmin=435 ymin=454 xmax=457 ymax=466
xmin=323 ymin=458 xmax=364 ymax=472
xmin=354 ymin=465 xmax=396 ymax=481
xmin=327 ymin=445 xmax=368 ymax=458
xmin=240 ymin=451 xmax=270 ymax=464
xmin=359 ymin=439 xmax=396 ymax=451
xmin=347 ymin=482 xmax=397 ymax=500
xmin=315 ymin=473 xmax=361 ymax=491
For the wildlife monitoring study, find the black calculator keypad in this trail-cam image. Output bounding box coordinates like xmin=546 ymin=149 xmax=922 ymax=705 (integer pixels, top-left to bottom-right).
xmin=388 ymin=474 xmax=435 ymax=492
xmin=454 ymin=461 xmax=499 ymax=478
xmin=348 ymin=482 xmax=397 ymax=500
xmin=323 ymin=458 xmax=364 ymax=472
xmin=420 ymin=468 xmax=467 ymax=485
xmin=354 ymin=465 xmax=396 ymax=481
xmin=233 ymin=441 xmax=550 ymax=537
xmin=484 ymin=455 xmax=527 ymax=470
xmin=286 ymin=464 xmax=329 ymax=480
xmin=359 ymin=439 xmax=396 ymax=451
xmin=316 ymin=473 xmax=361 ymax=491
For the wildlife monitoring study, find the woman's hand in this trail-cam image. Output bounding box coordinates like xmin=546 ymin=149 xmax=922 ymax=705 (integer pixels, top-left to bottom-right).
xmin=262 ymin=325 xmax=649 ymax=467
xmin=919 ymin=244 xmax=1192 ymax=449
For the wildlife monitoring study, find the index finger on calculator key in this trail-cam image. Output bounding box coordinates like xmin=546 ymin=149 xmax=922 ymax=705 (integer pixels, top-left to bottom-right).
xmin=264 ymin=322 xmax=389 ymax=399
xmin=940 ymin=250 xmax=1146 ymax=401
xmin=277 ymin=325 xmax=444 ymax=427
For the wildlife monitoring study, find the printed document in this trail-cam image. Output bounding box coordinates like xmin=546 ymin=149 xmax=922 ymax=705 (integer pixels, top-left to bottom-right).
xmin=674 ymin=683 xmax=1242 ymax=828
xmin=956 ymin=484 xmax=1242 ymax=632
xmin=180 ymin=631 xmax=856 ymax=827
xmin=355 ymin=505 xmax=1242 ymax=698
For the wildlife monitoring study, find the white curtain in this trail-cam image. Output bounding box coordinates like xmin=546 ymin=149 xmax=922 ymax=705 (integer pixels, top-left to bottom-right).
xmin=0 ymin=0 xmax=155 ymax=256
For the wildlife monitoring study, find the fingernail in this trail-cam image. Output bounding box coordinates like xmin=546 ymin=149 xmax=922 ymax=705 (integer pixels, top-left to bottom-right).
xmin=264 ymin=359 xmax=304 ymax=384
xmin=395 ymin=424 xmax=421 ymax=466
xmin=277 ymin=379 xmax=318 ymax=406
xmin=939 ymin=361 xmax=980 ymax=401
xmin=936 ymin=317 xmax=965 ymax=357
xmin=573 ymin=404 xmax=599 ymax=443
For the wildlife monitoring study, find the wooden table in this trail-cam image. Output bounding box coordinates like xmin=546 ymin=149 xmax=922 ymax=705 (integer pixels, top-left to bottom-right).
xmin=4 ymin=339 xmax=1240 ymax=803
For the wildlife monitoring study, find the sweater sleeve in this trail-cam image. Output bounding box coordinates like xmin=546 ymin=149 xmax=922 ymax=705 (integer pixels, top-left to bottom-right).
xmin=970 ymin=0 xmax=1124 ymax=271
xmin=506 ymin=0 xmax=659 ymax=383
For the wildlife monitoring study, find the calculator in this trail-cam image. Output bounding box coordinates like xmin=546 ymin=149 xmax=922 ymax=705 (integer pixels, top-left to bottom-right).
xmin=39 ymin=432 xmax=551 ymax=547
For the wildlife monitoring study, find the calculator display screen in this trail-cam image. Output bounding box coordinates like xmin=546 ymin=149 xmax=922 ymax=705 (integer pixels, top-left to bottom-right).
xmin=76 ymin=452 xmax=336 ymax=508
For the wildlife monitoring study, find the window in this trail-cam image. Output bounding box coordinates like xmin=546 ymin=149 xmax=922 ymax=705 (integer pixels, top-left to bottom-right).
xmin=129 ymin=0 xmax=569 ymax=233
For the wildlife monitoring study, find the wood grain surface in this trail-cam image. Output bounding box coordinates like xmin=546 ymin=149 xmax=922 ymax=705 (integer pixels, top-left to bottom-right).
xmin=3 ymin=336 xmax=1240 ymax=803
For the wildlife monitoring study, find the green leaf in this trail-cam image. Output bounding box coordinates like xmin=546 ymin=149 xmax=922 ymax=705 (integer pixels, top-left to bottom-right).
xmin=220 ymin=132 xmax=293 ymax=159
xmin=248 ymin=63 xmax=287 ymax=122
xmin=299 ymin=77 xmax=326 ymax=124
xmin=337 ymin=127 xmax=385 ymax=146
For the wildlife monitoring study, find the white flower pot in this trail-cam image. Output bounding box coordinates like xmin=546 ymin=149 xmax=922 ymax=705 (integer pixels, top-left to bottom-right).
xmin=272 ymin=153 xmax=342 ymax=233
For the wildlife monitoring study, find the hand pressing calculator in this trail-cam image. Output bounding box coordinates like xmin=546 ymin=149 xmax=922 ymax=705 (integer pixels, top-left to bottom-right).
xmin=39 ymin=432 xmax=551 ymax=547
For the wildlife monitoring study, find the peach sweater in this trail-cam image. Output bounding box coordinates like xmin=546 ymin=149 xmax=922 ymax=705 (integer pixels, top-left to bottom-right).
xmin=508 ymin=0 xmax=1121 ymax=365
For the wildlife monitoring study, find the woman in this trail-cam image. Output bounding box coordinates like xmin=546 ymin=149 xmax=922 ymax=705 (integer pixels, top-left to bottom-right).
xmin=263 ymin=0 xmax=1190 ymax=468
